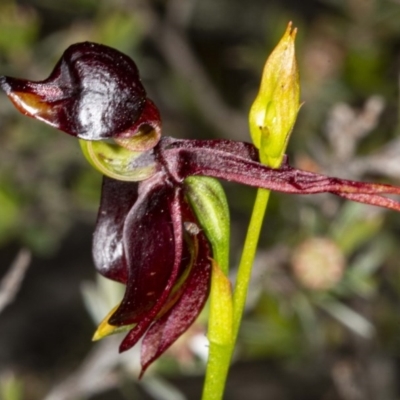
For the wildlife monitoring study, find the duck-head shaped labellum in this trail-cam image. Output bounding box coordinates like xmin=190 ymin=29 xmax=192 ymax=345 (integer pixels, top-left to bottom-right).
xmin=0 ymin=42 xmax=161 ymax=142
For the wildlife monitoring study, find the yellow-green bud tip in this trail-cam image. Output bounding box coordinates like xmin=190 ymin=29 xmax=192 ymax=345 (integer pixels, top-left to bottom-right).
xmin=249 ymin=22 xmax=300 ymax=168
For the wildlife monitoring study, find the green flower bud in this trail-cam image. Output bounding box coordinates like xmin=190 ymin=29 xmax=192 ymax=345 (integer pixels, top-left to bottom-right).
xmin=249 ymin=22 xmax=300 ymax=168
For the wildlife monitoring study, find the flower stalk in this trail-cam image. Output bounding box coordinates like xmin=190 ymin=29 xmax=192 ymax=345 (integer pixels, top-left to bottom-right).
xmin=201 ymin=22 xmax=300 ymax=400
xmin=232 ymin=188 xmax=271 ymax=339
xmin=234 ymin=22 xmax=300 ymax=339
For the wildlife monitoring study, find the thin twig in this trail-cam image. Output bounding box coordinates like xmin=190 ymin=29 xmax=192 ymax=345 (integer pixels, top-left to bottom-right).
xmin=43 ymin=338 xmax=123 ymax=400
xmin=0 ymin=249 xmax=31 ymax=314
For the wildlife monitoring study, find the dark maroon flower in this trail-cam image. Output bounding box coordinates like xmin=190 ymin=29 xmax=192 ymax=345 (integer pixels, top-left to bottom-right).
xmin=3 ymin=42 xmax=400 ymax=375
xmin=93 ymin=173 xmax=212 ymax=373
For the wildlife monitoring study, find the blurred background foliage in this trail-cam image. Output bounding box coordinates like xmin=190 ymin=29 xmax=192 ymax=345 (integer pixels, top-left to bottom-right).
xmin=2 ymin=0 xmax=400 ymax=399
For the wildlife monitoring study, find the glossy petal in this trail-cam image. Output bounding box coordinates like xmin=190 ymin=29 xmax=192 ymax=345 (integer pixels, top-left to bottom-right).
xmin=140 ymin=230 xmax=211 ymax=376
xmin=110 ymin=185 xmax=188 ymax=354
xmin=109 ymin=174 xmax=182 ymax=326
xmin=93 ymin=177 xmax=139 ymax=283
xmin=0 ymin=42 xmax=155 ymax=140
xmin=116 ymin=191 xmax=210 ymax=360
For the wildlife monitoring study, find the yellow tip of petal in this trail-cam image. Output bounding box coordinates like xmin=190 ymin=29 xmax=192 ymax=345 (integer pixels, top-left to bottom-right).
xmin=92 ymin=303 xmax=135 ymax=341
xmin=92 ymin=303 xmax=120 ymax=341
xmin=92 ymin=322 xmax=118 ymax=341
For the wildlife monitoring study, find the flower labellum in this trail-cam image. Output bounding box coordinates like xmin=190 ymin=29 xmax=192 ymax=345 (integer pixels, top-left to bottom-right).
xmin=3 ymin=40 xmax=400 ymax=376
xmin=0 ymin=42 xmax=160 ymax=142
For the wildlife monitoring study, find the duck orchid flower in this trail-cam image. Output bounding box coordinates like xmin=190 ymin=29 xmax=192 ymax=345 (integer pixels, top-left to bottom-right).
xmin=2 ymin=42 xmax=400 ymax=375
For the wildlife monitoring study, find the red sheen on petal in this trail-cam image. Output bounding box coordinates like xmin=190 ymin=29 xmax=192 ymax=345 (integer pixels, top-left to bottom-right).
xmin=116 ymin=187 xmax=186 ymax=349
xmin=116 ymin=188 xmax=209 ymax=362
xmin=139 ymin=231 xmax=211 ymax=376
xmin=93 ymin=177 xmax=139 ymax=283
xmin=0 ymin=42 xmax=151 ymax=140
xmin=109 ymin=175 xmax=177 ymax=325
xmin=109 ymin=175 xmax=201 ymax=327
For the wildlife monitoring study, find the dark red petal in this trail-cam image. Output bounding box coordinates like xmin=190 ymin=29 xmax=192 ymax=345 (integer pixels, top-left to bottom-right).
xmin=337 ymin=192 xmax=400 ymax=210
xmin=0 ymin=42 xmax=158 ymax=140
xmin=161 ymin=137 xmax=259 ymax=161
xmin=161 ymin=141 xmax=400 ymax=212
xmin=109 ymin=175 xmax=183 ymax=326
xmin=93 ymin=177 xmax=139 ymax=284
xmin=115 ymin=185 xmax=186 ymax=351
xmin=114 ymin=99 xmax=162 ymax=151
xmin=139 ymin=231 xmax=211 ymax=377
xmin=117 ymin=193 xmax=209 ymax=356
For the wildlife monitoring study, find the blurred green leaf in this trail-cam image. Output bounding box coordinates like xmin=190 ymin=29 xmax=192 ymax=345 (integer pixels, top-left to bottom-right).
xmin=331 ymin=202 xmax=383 ymax=255
xmin=241 ymin=293 xmax=302 ymax=357
xmin=0 ymin=373 xmax=23 ymax=400
xmin=0 ymin=1 xmax=39 ymax=56
xmin=0 ymin=187 xmax=19 ymax=243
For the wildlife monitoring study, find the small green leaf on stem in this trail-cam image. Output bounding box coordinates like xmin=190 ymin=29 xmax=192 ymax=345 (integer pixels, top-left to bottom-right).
xmin=184 ymin=176 xmax=230 ymax=274
xmin=208 ymin=260 xmax=233 ymax=346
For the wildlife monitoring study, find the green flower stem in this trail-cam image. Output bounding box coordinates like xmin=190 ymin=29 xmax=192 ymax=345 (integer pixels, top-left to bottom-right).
xmin=202 ymin=343 xmax=232 ymax=400
xmin=202 ymin=261 xmax=233 ymax=400
xmin=201 ymin=188 xmax=271 ymax=400
xmin=202 ymin=22 xmax=298 ymax=399
xmin=232 ymin=188 xmax=271 ymax=339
